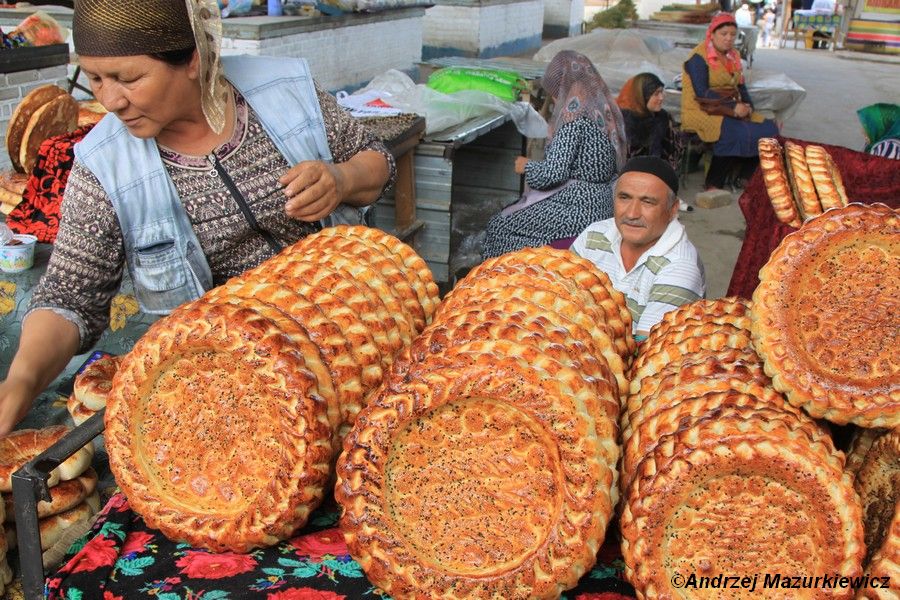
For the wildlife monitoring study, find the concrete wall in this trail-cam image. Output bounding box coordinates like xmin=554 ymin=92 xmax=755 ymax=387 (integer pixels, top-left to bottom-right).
xmin=423 ymin=0 xmax=544 ymax=59
xmin=220 ymin=11 xmax=425 ymax=92
xmin=0 ymin=65 xmax=69 ymax=173
xmin=543 ymin=0 xmax=585 ymax=38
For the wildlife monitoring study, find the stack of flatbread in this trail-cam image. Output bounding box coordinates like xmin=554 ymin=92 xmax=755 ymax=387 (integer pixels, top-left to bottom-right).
xmin=105 ymin=225 xmax=439 ymax=553
xmin=846 ymin=428 xmax=900 ymax=598
xmin=0 ymin=426 xmax=98 ymax=562
xmin=758 ymin=138 xmax=849 ymax=226
xmin=5 ymin=85 xmax=78 ymax=175
xmin=0 ymin=171 xmax=27 ymax=216
xmin=619 ymin=296 xmax=865 ymax=599
xmin=752 ymin=203 xmax=899 ymax=428
xmin=66 ymin=355 xmax=122 ymax=427
xmin=336 ymin=246 xmax=630 ymax=600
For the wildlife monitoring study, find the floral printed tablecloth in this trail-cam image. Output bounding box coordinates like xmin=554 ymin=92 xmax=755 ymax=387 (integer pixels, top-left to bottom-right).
xmin=46 ymin=493 xmax=636 ymax=600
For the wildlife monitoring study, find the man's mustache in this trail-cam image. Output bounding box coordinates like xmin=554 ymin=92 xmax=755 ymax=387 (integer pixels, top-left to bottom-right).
xmin=621 ymin=219 xmax=646 ymax=228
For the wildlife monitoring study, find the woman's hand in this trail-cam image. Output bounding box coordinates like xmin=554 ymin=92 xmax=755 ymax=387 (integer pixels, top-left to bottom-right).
xmin=734 ymin=102 xmax=752 ymax=119
xmin=0 ymin=377 xmax=37 ymax=437
xmin=280 ymin=161 xmax=347 ymax=222
xmin=514 ymin=156 xmax=529 ymax=174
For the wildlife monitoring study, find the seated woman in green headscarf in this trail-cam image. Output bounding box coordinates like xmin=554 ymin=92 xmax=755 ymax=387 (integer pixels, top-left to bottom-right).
xmin=857 ymin=103 xmax=900 ymax=160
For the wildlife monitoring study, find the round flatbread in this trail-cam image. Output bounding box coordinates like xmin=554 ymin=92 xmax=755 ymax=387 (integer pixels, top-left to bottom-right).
xmin=19 ymin=93 xmax=79 ymax=174
xmin=4 ymin=467 xmax=98 ymax=522
xmin=0 ymin=426 xmax=94 ymax=492
xmin=337 ymin=354 xmax=613 ymax=598
xmin=5 ymin=84 xmax=66 ymax=173
xmin=106 ymin=301 xmax=333 ymax=552
xmin=752 ymin=203 xmax=900 ymax=427
xmin=73 ymin=355 xmax=122 ymax=411
xmin=846 ymin=428 xmax=888 ymax=481
xmin=758 ymin=138 xmax=802 ymax=227
xmin=621 ymin=418 xmax=863 ymax=599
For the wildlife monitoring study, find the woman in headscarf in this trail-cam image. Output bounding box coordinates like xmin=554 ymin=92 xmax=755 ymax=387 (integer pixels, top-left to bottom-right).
xmin=616 ymin=72 xmax=684 ymax=172
xmin=681 ymin=13 xmax=778 ymax=193
xmin=0 ymin=0 xmax=394 ymax=435
xmin=482 ymin=50 xmax=625 ymax=259
xmin=857 ymin=103 xmax=900 ymax=159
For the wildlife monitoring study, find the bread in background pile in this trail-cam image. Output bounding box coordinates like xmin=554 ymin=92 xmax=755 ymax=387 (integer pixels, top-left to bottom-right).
xmin=758 ymin=137 xmax=849 ymax=226
xmin=336 ymin=246 xmax=628 ymax=599
xmin=6 ymin=85 xmax=78 ymax=175
xmin=65 ymin=354 xmax=122 ymax=427
xmin=0 ymin=426 xmax=97 ymax=564
xmin=105 ymin=225 xmax=438 ymax=553
xmin=0 ymin=171 xmax=27 ymax=216
xmin=619 ymin=297 xmax=865 ymax=599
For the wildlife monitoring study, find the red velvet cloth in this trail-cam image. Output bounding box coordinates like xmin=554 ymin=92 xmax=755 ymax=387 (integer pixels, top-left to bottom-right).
xmin=726 ymin=138 xmax=900 ymax=299
xmin=6 ymin=124 xmax=94 ymax=243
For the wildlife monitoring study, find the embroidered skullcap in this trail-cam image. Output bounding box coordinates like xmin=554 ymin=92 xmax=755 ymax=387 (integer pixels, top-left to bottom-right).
xmin=72 ymin=0 xmax=229 ymax=135
xmin=619 ymin=155 xmax=679 ymax=195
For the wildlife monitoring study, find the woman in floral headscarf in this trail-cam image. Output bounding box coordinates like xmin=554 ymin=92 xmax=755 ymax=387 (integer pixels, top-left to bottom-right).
xmin=0 ymin=0 xmax=394 ymax=436
xmin=482 ymin=50 xmax=625 ymax=259
xmin=681 ymin=13 xmax=778 ymax=193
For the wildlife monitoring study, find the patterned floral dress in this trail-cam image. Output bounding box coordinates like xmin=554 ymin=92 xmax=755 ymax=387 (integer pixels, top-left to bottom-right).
xmin=45 ymin=492 xmax=637 ymax=599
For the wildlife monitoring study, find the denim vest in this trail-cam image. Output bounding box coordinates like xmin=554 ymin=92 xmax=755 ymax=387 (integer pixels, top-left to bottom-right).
xmin=75 ymin=55 xmax=333 ymax=314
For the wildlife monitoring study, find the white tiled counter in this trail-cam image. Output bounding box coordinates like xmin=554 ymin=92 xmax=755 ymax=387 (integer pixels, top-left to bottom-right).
xmin=422 ymin=0 xmax=544 ymax=59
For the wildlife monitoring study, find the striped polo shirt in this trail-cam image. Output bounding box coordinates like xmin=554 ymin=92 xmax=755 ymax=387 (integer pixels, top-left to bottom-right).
xmin=571 ymin=217 xmax=706 ymax=336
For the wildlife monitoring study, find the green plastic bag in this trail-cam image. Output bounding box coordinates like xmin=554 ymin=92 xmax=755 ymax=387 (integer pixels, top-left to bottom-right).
xmin=427 ymin=67 xmax=528 ymax=103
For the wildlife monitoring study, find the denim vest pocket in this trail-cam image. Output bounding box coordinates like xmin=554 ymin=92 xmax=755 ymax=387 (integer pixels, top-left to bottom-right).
xmin=133 ymin=241 xmax=187 ymax=292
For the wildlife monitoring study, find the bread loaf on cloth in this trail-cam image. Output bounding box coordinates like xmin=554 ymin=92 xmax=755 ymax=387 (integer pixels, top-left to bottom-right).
xmin=752 ymin=203 xmax=900 ymax=428
xmin=758 ymin=138 xmax=802 ymax=227
xmin=805 ymin=144 xmax=848 ymax=211
xmin=0 ymin=426 xmax=94 ymax=492
xmin=784 ymin=140 xmax=823 ymax=220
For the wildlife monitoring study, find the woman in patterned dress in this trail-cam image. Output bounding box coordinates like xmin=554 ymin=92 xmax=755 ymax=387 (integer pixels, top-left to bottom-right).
xmin=482 ymin=50 xmax=626 ymax=259
xmin=0 ymin=0 xmax=394 ymax=436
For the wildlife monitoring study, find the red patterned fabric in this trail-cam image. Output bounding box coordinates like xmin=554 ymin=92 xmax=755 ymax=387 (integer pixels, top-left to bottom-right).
xmin=727 ymin=138 xmax=900 ymax=299
xmin=6 ymin=124 xmax=95 ymax=243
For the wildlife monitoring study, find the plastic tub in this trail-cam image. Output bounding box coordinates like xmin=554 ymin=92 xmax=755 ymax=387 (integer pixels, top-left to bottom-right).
xmin=0 ymin=234 xmax=38 ymax=273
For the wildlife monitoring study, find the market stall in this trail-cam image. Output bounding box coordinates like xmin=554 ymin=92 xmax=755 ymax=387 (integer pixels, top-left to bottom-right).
xmin=422 ymin=0 xmax=544 ymax=60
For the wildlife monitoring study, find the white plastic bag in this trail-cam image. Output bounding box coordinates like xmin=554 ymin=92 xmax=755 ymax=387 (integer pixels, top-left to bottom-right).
xmin=362 ymin=70 xmax=547 ymax=138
